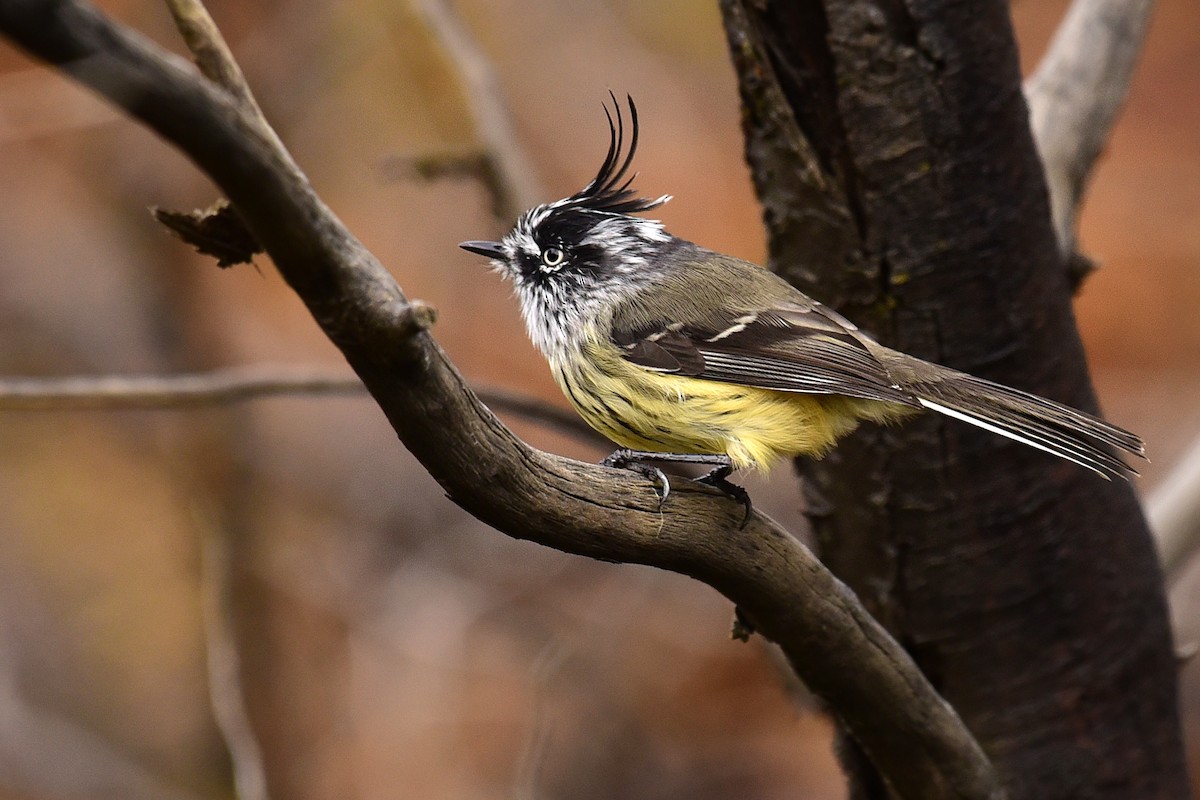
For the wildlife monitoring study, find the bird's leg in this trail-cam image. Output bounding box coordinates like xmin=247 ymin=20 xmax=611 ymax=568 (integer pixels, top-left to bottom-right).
xmin=601 ymin=449 xmax=752 ymax=525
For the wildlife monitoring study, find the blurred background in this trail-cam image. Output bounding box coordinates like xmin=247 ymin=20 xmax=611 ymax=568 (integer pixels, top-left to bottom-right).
xmin=0 ymin=0 xmax=1197 ymax=798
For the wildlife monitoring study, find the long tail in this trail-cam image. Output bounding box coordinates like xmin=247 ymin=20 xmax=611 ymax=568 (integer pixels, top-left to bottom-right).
xmin=903 ymin=368 xmax=1145 ymax=480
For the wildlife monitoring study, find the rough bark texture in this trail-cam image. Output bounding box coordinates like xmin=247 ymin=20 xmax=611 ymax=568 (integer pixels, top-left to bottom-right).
xmin=720 ymin=1 xmax=1190 ymax=798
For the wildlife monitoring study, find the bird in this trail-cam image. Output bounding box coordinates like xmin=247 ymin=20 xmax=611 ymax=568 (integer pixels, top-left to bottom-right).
xmin=460 ymin=94 xmax=1144 ymax=520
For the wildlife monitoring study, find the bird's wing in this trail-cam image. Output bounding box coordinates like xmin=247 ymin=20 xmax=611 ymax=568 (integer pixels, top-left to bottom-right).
xmin=607 ymin=252 xmax=1143 ymax=478
xmin=610 ymin=260 xmax=918 ymax=406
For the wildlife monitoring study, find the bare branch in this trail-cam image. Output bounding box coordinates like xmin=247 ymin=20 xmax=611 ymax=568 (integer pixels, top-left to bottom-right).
xmin=0 ymin=367 xmax=364 ymax=410
xmin=164 ymin=0 xmax=257 ymax=110
xmin=410 ymin=0 xmax=545 ymax=220
xmin=0 ymin=3 xmax=1005 ymax=798
xmin=0 ymin=367 xmax=602 ymax=443
xmin=198 ymin=523 xmax=269 ymax=800
xmin=1150 ymin=433 xmax=1200 ymax=585
xmin=1027 ymin=0 xmax=1194 ymax=584
xmin=377 ymin=148 xmax=518 ymax=222
xmin=1025 ymin=0 xmax=1157 ymax=256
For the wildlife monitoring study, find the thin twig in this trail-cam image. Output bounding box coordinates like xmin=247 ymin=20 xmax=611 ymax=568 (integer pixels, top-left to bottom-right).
xmin=164 ymin=0 xmax=255 ymax=109
xmin=198 ymin=516 xmax=270 ymax=800
xmin=163 ymin=0 xmax=294 ymax=179
xmin=0 ymin=367 xmax=602 ymax=444
xmin=1025 ymin=0 xmax=1157 ymax=257
xmin=0 ymin=367 xmax=364 ymax=409
xmin=411 ymin=0 xmax=544 ymax=220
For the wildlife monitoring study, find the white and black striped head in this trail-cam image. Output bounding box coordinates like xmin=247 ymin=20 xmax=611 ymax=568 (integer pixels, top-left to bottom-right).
xmin=460 ymin=95 xmax=674 ymax=355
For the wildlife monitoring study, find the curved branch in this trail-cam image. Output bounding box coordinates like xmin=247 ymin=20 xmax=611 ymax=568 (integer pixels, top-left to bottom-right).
xmin=0 ymin=3 xmax=1003 ymax=798
xmin=1025 ymin=0 xmax=1157 ymax=256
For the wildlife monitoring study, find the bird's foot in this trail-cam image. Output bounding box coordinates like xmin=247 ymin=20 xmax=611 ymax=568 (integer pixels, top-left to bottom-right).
xmin=601 ymin=450 xmax=753 ymax=526
xmin=601 ymin=449 xmax=671 ymax=507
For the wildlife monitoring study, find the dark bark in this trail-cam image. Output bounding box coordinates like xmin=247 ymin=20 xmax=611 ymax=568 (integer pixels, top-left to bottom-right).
xmin=720 ymin=1 xmax=1190 ymax=797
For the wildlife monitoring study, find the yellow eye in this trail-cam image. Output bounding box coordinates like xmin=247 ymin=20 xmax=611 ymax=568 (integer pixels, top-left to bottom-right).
xmin=542 ymin=246 xmax=565 ymax=267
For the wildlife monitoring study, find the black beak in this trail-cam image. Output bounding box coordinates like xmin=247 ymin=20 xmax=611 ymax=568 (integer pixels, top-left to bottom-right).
xmin=459 ymin=240 xmax=506 ymax=259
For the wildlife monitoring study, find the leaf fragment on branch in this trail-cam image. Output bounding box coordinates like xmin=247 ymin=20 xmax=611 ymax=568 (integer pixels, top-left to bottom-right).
xmin=153 ymin=199 xmax=263 ymax=267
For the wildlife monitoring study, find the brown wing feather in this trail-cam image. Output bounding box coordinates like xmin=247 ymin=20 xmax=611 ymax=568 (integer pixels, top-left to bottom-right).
xmin=606 ymin=249 xmax=1142 ymax=478
xmin=609 ymin=251 xmax=917 ymax=406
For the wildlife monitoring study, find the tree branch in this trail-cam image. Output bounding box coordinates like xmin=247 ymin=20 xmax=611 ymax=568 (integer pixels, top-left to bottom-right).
xmin=1025 ymin=0 xmax=1157 ymax=257
xmin=0 ymin=2 xmax=1004 ymax=798
xmin=197 ymin=522 xmax=269 ymax=800
xmin=164 ymin=0 xmax=256 ymax=111
xmin=0 ymin=367 xmax=364 ymax=409
xmin=1150 ymin=433 xmax=1200 ymax=585
xmin=411 ymin=0 xmax=544 ymax=221
xmin=0 ymin=367 xmax=604 ymax=445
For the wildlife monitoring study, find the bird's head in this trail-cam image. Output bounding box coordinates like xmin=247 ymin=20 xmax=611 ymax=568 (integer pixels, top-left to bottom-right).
xmin=460 ymin=95 xmax=674 ymax=355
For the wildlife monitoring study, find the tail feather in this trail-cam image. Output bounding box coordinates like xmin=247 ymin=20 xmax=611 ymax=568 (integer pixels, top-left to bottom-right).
xmin=955 ymin=374 xmax=1144 ymax=455
xmin=910 ymin=373 xmax=1144 ymax=481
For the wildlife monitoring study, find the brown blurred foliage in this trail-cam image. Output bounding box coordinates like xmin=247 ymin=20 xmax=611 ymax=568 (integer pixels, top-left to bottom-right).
xmin=0 ymin=1 xmax=1196 ymax=798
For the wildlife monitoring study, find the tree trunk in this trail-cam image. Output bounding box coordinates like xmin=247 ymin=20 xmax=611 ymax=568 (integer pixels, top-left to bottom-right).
xmin=720 ymin=1 xmax=1191 ymax=797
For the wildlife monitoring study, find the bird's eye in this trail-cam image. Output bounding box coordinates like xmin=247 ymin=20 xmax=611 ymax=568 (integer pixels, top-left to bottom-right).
xmin=542 ymin=246 xmax=565 ymax=267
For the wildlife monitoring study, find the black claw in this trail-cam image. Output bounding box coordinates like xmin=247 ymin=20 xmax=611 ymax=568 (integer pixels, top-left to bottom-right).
xmin=632 ymin=463 xmax=671 ymax=507
xmin=650 ymin=467 xmax=670 ymax=505
xmin=694 ymin=465 xmax=753 ymax=527
xmin=601 ymin=450 xmax=671 ymax=509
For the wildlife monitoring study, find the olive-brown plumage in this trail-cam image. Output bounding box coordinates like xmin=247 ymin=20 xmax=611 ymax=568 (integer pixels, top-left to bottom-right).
xmin=460 ymin=95 xmax=1143 ymax=512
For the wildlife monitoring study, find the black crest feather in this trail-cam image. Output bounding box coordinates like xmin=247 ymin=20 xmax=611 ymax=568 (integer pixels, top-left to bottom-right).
xmin=561 ymin=92 xmax=669 ymax=216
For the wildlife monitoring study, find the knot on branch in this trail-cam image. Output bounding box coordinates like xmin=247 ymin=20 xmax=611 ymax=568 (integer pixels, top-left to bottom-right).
xmin=397 ymin=298 xmax=438 ymax=334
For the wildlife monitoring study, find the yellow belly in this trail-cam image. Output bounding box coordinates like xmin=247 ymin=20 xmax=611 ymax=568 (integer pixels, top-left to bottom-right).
xmin=551 ymin=340 xmax=907 ymax=471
